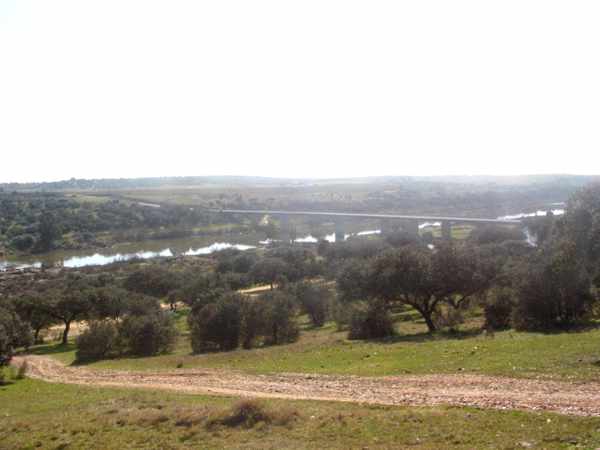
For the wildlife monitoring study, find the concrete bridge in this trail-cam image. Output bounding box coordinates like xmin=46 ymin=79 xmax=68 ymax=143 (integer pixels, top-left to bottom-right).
xmin=215 ymin=209 xmax=522 ymax=242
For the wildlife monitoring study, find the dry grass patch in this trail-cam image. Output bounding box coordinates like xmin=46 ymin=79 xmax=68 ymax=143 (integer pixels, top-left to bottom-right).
xmin=173 ymin=407 xmax=210 ymax=428
xmin=207 ymin=399 xmax=299 ymax=429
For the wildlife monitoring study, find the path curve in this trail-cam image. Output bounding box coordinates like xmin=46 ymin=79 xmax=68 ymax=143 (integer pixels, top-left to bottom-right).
xmin=12 ymin=355 xmax=600 ymax=417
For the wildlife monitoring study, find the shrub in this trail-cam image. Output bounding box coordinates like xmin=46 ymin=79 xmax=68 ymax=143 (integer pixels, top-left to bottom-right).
xmin=484 ymin=289 xmax=515 ymax=330
xmin=119 ymin=312 xmax=177 ymax=356
xmin=0 ymin=304 xmax=33 ymax=366
xmin=207 ymin=399 xmax=297 ymax=429
xmin=218 ymin=400 xmax=271 ymax=428
xmin=240 ymin=297 xmax=268 ymax=349
xmin=0 ymin=323 xmax=10 ymax=367
xmin=262 ymin=291 xmax=299 ymax=345
xmin=189 ymin=293 xmax=243 ymax=353
xmin=292 ymin=282 xmax=331 ymax=327
xmin=513 ymin=242 xmax=594 ymax=331
xmin=123 ymin=266 xmax=177 ymax=299
xmin=348 ymin=300 xmax=394 ymax=340
xmin=331 ymin=295 xmax=352 ymax=331
xmin=76 ymin=320 xmax=118 ymax=362
xmin=250 ymin=257 xmax=290 ymax=288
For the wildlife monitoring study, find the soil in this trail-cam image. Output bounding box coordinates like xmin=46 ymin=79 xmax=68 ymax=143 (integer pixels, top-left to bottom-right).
xmin=12 ymin=355 xmax=600 ymax=417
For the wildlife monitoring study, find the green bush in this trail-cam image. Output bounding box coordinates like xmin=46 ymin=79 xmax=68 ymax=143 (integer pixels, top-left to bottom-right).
xmin=75 ymin=321 xmax=118 ymax=362
xmin=240 ymin=297 xmax=268 ymax=349
xmin=262 ymin=291 xmax=299 ymax=345
xmin=0 ymin=304 xmax=33 ymax=366
xmin=189 ymin=293 xmax=243 ymax=353
xmin=348 ymin=300 xmax=394 ymax=340
xmin=513 ymin=242 xmax=594 ymax=331
xmin=484 ymin=289 xmax=515 ymax=330
xmin=292 ymin=282 xmax=331 ymax=328
xmin=119 ymin=312 xmax=177 ymax=357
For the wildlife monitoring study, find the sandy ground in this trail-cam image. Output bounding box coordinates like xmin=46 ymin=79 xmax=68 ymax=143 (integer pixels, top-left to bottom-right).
xmin=12 ymin=355 xmax=600 ymax=417
xmin=47 ymin=321 xmax=88 ymax=339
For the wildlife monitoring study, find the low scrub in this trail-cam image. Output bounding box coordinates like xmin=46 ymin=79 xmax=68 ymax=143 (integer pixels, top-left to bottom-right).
xmin=118 ymin=312 xmax=177 ymax=357
xmin=75 ymin=312 xmax=177 ymax=362
xmin=513 ymin=242 xmax=594 ymax=331
xmin=189 ymin=290 xmax=299 ymax=353
xmin=189 ymin=294 xmax=243 ymax=353
xmin=207 ymin=399 xmax=298 ymax=429
xmin=76 ymin=321 xmax=118 ymax=362
xmin=292 ymin=281 xmax=332 ymax=327
xmin=484 ymin=288 xmax=515 ymax=330
xmin=348 ymin=300 xmax=395 ymax=340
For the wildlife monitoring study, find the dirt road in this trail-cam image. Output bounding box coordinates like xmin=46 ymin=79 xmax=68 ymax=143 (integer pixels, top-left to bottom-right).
xmin=13 ymin=355 xmax=600 ymax=417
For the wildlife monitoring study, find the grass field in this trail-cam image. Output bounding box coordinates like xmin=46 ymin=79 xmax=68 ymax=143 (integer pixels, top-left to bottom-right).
xmin=2 ymin=371 xmax=600 ymax=450
xmin=10 ymin=298 xmax=600 ymax=449
xmin=32 ymin=309 xmax=600 ymax=382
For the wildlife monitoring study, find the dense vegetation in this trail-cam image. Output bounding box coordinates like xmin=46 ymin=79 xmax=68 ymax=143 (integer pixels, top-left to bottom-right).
xmin=0 ymin=192 xmax=212 ymax=254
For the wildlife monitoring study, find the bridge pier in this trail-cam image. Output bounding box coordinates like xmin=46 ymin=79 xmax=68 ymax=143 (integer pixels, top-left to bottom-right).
xmin=441 ymin=221 xmax=452 ymax=241
xmin=403 ymin=219 xmax=419 ymax=239
xmin=279 ymin=216 xmax=292 ymax=244
xmin=380 ymin=219 xmax=398 ymax=235
xmin=334 ymin=220 xmax=346 ymax=243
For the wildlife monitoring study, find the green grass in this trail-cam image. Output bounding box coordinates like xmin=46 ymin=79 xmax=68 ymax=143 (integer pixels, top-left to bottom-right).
xmin=2 ymin=376 xmax=600 ymax=449
xmin=34 ymin=313 xmax=600 ymax=381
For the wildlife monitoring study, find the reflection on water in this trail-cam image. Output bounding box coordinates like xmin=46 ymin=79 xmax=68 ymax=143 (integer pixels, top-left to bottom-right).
xmin=294 ymin=235 xmax=319 ymax=243
xmin=184 ymin=243 xmax=256 ymax=255
xmin=63 ymin=249 xmax=174 ymax=268
xmin=419 ymin=222 xmax=441 ymax=229
xmin=356 ymin=229 xmax=381 ymax=236
xmin=497 ymin=209 xmax=564 ymax=221
xmin=0 ymin=261 xmax=42 ymax=271
xmin=1 ymin=234 xmax=263 ymax=272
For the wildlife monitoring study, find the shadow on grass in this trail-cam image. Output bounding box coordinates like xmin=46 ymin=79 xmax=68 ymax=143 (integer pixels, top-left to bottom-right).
xmin=377 ymin=321 xmax=600 ymax=345
xmin=24 ymin=342 xmax=76 ymax=356
xmin=518 ymin=322 xmax=600 ymax=336
xmin=374 ymin=327 xmax=485 ymax=345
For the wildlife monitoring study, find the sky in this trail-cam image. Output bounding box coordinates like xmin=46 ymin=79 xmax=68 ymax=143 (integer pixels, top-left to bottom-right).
xmin=1 ymin=1 xmax=599 ymax=183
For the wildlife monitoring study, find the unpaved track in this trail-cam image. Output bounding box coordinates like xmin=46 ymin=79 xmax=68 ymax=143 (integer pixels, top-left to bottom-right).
xmin=13 ymin=355 xmax=600 ymax=417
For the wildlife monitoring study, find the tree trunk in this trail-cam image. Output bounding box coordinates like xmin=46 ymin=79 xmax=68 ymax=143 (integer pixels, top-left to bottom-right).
xmin=62 ymin=320 xmax=71 ymax=345
xmin=34 ymin=327 xmax=42 ymax=344
xmin=422 ymin=311 xmax=437 ymax=333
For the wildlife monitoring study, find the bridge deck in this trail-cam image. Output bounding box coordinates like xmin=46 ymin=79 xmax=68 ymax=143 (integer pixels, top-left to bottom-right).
xmin=216 ymin=209 xmax=522 ymax=224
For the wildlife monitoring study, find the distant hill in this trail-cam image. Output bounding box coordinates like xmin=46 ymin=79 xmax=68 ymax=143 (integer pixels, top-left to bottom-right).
xmin=1 ymin=174 xmax=598 ymax=192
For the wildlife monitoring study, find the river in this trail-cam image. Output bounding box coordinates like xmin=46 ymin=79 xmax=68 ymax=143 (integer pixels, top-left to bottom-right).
xmin=0 ymin=206 xmax=565 ymax=271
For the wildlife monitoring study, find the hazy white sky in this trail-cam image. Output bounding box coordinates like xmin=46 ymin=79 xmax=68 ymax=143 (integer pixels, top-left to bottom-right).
xmin=1 ymin=1 xmax=599 ymax=182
